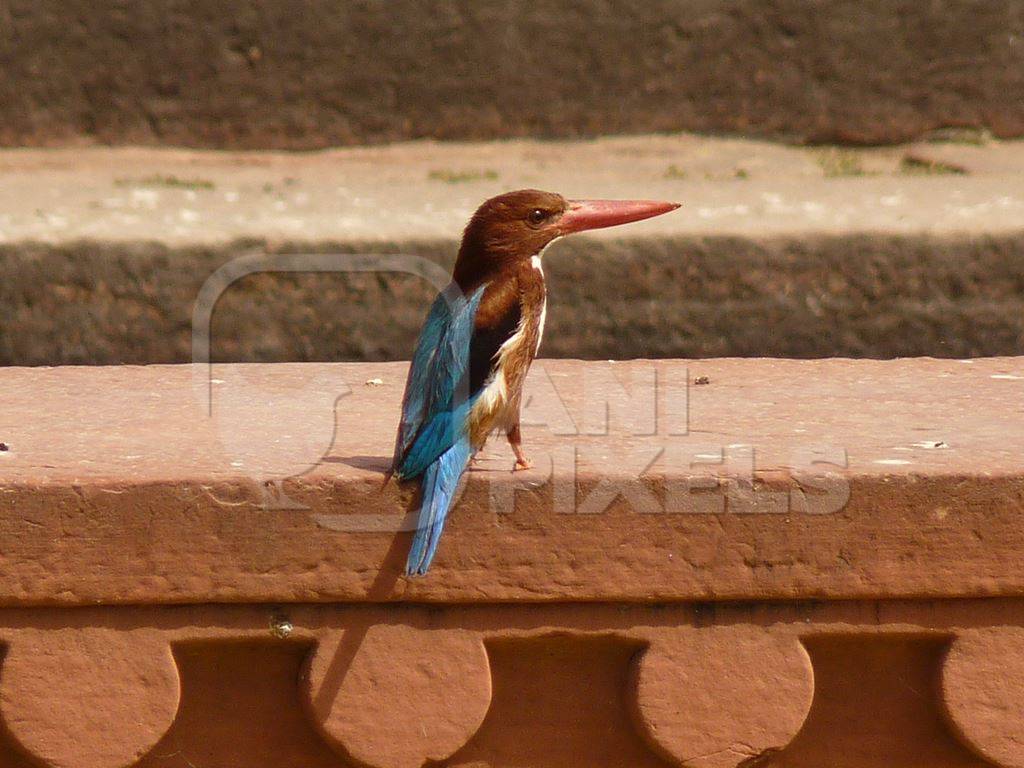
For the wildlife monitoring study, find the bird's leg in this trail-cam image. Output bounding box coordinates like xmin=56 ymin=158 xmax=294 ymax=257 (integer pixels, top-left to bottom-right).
xmin=507 ymin=423 xmax=532 ymax=471
xmin=468 ymin=436 xmax=488 ymax=468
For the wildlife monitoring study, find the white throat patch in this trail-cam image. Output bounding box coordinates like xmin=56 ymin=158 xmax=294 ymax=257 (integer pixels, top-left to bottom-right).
xmin=530 ymin=255 xmax=548 ymax=354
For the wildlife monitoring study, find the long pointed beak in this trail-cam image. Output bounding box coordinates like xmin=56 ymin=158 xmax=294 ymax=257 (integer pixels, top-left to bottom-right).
xmin=559 ymin=198 xmax=681 ymax=234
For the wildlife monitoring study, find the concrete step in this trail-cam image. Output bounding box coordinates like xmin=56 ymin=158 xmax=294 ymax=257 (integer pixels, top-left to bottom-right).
xmin=2 ymin=0 xmax=1022 ymax=148
xmin=2 ymin=136 xmax=1024 ymax=364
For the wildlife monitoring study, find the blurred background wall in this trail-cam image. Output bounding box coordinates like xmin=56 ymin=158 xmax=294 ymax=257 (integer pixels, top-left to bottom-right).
xmin=1 ymin=0 xmax=1022 ymax=149
xmin=2 ymin=1 xmax=1024 ymax=365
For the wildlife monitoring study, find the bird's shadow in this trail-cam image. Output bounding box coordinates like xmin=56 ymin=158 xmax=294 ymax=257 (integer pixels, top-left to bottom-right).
xmin=322 ymin=451 xmax=511 ymax=475
xmin=307 ymin=454 xmax=418 ymax=722
xmin=320 ymin=454 xmax=390 ymax=474
xmin=308 ymin=530 xmax=410 ymax=724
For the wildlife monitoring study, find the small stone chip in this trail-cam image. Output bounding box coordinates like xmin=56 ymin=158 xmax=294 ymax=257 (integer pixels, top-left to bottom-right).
xmin=0 ymin=443 xmax=8 ymax=452
xmin=693 ymin=376 xmax=711 ymax=386
xmin=270 ymin=616 xmax=293 ymax=639
xmin=365 ymin=378 xmax=384 ymax=387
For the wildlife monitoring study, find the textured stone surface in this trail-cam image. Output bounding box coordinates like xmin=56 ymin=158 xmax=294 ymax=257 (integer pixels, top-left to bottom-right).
xmin=1 ymin=1 xmax=1022 ymax=148
xmin=1 ymin=360 xmax=1023 ymax=765
xmin=302 ymin=626 xmax=491 ymax=768
xmin=5 ymin=234 xmax=1024 ymax=366
xmin=1 ymin=359 xmax=1023 ymax=603
xmin=943 ymin=629 xmax=1024 ymax=767
xmin=633 ymin=629 xmax=814 ymax=767
xmin=0 ymin=629 xmax=179 ymax=768
xmin=0 ymin=603 xmax=1016 ymax=766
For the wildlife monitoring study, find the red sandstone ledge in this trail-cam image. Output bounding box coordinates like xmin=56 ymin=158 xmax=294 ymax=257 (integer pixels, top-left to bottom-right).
xmin=1 ymin=358 xmax=1023 ymax=605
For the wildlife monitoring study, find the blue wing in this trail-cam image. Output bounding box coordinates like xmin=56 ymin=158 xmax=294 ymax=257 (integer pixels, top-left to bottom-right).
xmin=389 ymin=282 xmax=486 ymax=576
xmin=405 ymin=436 xmax=474 ymax=575
xmin=389 ymin=282 xmax=485 ymax=479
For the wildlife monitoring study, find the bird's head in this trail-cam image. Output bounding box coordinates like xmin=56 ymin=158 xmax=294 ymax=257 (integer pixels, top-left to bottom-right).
xmin=453 ymin=189 xmax=680 ymax=288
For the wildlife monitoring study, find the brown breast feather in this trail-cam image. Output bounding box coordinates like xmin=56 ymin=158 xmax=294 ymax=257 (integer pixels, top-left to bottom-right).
xmin=467 ymin=263 xmax=546 ymax=445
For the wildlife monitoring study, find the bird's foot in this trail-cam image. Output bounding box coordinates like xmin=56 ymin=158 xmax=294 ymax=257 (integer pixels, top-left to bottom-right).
xmin=511 ymin=449 xmax=532 ymax=471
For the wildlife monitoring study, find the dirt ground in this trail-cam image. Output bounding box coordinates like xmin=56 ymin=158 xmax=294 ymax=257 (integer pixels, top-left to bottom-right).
xmin=1 ymin=135 xmax=1023 ymax=244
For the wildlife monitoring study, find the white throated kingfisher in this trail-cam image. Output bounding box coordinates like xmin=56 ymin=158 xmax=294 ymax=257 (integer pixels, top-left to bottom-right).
xmin=388 ymin=189 xmax=680 ymax=575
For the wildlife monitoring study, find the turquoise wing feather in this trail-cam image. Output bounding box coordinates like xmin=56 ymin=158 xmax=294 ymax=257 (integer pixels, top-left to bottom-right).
xmin=390 ymin=282 xmax=485 ymax=480
xmin=405 ymin=436 xmax=475 ymax=575
xmin=389 ymin=282 xmax=486 ymax=575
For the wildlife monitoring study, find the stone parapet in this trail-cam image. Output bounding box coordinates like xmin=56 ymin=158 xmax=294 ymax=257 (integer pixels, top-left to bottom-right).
xmin=0 ymin=359 xmax=1022 ymax=766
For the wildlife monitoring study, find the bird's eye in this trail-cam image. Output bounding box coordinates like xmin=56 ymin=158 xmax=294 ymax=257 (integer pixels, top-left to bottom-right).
xmin=527 ymin=208 xmax=547 ymax=225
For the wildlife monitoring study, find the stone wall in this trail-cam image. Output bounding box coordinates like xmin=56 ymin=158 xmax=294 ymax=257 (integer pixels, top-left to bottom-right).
xmin=2 ymin=0 xmax=1022 ymax=148
xmin=4 ymin=233 xmax=1024 ymax=365
xmin=1 ymin=359 xmax=1024 ymax=766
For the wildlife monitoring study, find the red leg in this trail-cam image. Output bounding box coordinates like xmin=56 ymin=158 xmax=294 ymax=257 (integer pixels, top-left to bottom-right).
xmin=507 ymin=423 xmax=531 ymax=471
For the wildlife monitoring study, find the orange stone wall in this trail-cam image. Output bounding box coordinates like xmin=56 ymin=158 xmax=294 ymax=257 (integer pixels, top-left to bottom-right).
xmin=0 ymin=359 xmax=1022 ymax=767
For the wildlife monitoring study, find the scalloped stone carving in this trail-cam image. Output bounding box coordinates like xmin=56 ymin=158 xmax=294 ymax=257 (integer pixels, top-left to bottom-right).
xmin=943 ymin=628 xmax=1024 ymax=767
xmin=632 ymin=628 xmax=814 ymax=768
xmin=0 ymin=629 xmax=180 ymax=768
xmin=301 ymin=625 xmax=492 ymax=768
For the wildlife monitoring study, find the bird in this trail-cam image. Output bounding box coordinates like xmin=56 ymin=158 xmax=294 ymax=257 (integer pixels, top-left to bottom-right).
xmin=388 ymin=189 xmax=680 ymax=575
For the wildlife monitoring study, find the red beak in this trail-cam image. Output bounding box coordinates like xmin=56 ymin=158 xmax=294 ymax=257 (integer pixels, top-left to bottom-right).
xmin=558 ymin=198 xmax=680 ymax=234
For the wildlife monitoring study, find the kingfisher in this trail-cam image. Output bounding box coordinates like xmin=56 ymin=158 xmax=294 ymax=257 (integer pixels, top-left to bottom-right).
xmin=388 ymin=189 xmax=680 ymax=575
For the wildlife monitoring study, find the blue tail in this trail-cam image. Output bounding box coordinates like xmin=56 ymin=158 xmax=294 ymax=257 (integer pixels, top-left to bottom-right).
xmin=405 ymin=437 xmax=474 ymax=576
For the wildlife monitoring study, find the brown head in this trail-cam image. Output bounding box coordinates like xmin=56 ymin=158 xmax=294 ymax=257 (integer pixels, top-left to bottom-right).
xmin=452 ymin=189 xmax=680 ymax=289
